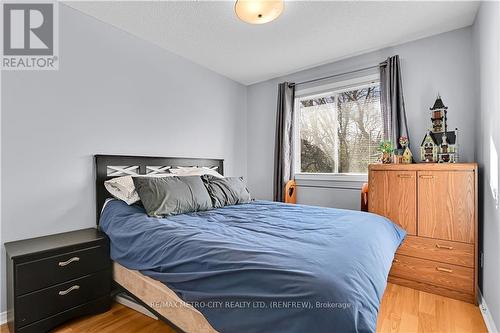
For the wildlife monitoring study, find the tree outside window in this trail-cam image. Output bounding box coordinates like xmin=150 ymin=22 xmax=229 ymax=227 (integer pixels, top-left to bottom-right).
xmin=297 ymin=82 xmax=383 ymax=174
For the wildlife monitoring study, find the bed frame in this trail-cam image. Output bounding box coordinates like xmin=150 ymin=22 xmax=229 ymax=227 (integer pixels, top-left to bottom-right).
xmin=95 ymin=154 xmax=223 ymax=333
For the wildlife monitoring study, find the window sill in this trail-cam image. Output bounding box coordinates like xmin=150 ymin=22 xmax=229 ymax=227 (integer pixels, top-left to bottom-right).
xmin=294 ymin=173 xmax=367 ymax=190
xmin=295 ymin=173 xmax=368 ymax=182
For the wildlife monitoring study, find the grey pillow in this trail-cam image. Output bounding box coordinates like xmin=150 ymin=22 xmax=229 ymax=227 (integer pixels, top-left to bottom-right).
xmin=202 ymin=176 xmax=252 ymax=208
xmin=133 ymin=176 xmax=212 ymax=217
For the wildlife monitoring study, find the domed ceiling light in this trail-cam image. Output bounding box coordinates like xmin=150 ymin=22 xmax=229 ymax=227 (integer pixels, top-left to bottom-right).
xmin=235 ymin=0 xmax=284 ymax=24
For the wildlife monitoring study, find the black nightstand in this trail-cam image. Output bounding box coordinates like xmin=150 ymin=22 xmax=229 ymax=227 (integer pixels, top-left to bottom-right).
xmin=5 ymin=228 xmax=112 ymax=333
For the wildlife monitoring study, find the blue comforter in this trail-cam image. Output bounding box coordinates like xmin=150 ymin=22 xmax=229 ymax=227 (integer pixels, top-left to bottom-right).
xmin=100 ymin=200 xmax=405 ymax=333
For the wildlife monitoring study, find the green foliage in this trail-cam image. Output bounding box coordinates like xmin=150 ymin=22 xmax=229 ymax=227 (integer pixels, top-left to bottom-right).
xmin=378 ymin=140 xmax=394 ymax=154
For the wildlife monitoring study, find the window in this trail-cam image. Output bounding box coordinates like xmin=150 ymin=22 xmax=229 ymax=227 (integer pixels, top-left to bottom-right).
xmin=295 ymin=76 xmax=384 ymax=175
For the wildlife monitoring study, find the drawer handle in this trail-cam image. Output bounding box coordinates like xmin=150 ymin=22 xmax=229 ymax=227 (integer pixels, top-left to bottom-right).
xmin=419 ymin=175 xmax=434 ymax=179
xmin=58 ymin=285 xmax=80 ymax=296
xmin=58 ymin=257 xmax=80 ymax=267
xmin=436 ymin=267 xmax=453 ymax=273
xmin=435 ymin=244 xmax=454 ymax=250
xmin=398 ymin=174 xmax=413 ymax=178
xmin=393 ymin=258 xmax=400 ymax=263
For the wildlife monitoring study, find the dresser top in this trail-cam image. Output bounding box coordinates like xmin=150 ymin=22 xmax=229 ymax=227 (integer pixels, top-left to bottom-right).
xmin=4 ymin=228 xmax=106 ymax=259
xmin=369 ymin=162 xmax=477 ymax=171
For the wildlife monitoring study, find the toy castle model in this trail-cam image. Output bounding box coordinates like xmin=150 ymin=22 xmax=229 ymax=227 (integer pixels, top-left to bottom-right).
xmin=420 ymin=95 xmax=459 ymax=163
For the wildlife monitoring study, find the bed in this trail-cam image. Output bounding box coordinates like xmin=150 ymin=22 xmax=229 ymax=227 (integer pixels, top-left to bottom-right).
xmin=95 ymin=155 xmax=405 ymax=333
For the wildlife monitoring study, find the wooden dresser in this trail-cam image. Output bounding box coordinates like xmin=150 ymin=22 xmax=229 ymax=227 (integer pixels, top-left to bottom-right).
xmin=368 ymin=163 xmax=478 ymax=304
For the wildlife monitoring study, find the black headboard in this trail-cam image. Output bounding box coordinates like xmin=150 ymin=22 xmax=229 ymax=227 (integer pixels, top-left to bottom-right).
xmin=95 ymin=154 xmax=224 ymax=225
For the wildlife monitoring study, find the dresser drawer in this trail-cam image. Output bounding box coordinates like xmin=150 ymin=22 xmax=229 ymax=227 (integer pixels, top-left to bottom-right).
xmin=390 ymin=254 xmax=473 ymax=294
xmin=397 ymin=235 xmax=474 ymax=267
xmin=15 ymin=269 xmax=111 ymax=328
xmin=16 ymin=244 xmax=110 ymax=295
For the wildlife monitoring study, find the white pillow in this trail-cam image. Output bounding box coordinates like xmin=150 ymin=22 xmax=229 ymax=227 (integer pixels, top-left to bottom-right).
xmin=169 ymin=166 xmax=223 ymax=178
xmin=104 ymin=174 xmax=172 ymax=205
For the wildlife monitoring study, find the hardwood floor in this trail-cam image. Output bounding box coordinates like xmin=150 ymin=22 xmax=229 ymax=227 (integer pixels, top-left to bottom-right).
xmin=376 ymin=283 xmax=487 ymax=333
xmin=0 ymin=283 xmax=487 ymax=333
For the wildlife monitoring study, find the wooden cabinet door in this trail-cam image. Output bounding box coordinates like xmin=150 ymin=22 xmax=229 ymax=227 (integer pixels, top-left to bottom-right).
xmin=369 ymin=170 xmax=417 ymax=235
xmin=368 ymin=171 xmax=387 ymax=217
xmin=418 ymin=171 xmax=475 ymax=243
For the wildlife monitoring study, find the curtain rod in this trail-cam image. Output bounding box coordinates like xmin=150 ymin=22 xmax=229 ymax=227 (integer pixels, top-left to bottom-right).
xmin=289 ymin=61 xmax=386 ymax=87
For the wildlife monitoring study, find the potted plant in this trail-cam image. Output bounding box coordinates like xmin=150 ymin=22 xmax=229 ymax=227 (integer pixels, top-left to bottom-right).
xmin=378 ymin=140 xmax=394 ymax=164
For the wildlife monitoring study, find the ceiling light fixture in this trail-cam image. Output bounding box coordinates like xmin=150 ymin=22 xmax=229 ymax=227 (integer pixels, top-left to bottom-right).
xmin=235 ymin=0 xmax=284 ymax=24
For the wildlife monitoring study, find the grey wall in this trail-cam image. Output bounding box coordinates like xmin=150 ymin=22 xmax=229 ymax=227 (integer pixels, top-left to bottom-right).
xmin=246 ymin=27 xmax=476 ymax=206
xmin=473 ymin=1 xmax=500 ymax=330
xmin=0 ymin=4 xmax=247 ymax=312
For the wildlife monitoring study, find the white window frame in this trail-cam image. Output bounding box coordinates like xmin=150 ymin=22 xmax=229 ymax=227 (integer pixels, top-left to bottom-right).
xmin=294 ymin=73 xmax=380 ymax=183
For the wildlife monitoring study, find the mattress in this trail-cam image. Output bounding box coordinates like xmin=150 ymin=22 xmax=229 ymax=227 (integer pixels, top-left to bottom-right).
xmin=101 ymin=200 xmax=405 ymax=333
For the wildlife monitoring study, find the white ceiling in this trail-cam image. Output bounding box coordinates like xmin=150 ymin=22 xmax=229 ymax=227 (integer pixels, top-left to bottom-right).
xmin=65 ymin=1 xmax=480 ymax=85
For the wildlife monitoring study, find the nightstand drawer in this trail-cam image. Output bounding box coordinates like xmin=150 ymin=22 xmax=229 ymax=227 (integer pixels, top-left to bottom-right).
xmin=15 ymin=269 xmax=111 ymax=328
xmin=16 ymin=244 xmax=110 ymax=295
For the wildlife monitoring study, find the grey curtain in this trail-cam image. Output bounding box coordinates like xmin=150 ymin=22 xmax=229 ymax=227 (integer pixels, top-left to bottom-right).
xmin=380 ymin=55 xmax=409 ymax=149
xmin=273 ymin=82 xmax=295 ymax=202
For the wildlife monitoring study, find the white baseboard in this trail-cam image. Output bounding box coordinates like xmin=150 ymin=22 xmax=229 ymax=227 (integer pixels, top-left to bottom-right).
xmin=479 ymin=290 xmax=499 ymax=333
xmin=0 ymin=311 xmax=7 ymax=326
